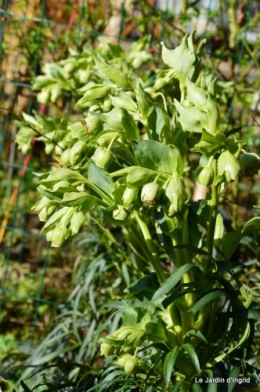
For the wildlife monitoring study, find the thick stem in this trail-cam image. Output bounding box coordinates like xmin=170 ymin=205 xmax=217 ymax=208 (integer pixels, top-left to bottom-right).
xmin=170 ymin=220 xmax=195 ymax=334
xmin=205 ymin=181 xmax=219 ymax=271
xmin=133 ymin=211 xmax=166 ymax=283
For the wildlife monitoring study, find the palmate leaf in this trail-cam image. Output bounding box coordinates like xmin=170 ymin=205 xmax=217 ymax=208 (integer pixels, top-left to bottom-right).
xmin=133 ymin=140 xmax=183 ymax=175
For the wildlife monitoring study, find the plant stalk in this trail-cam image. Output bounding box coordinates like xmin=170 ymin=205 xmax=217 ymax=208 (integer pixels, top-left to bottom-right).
xmin=133 ymin=210 xmax=166 ymax=283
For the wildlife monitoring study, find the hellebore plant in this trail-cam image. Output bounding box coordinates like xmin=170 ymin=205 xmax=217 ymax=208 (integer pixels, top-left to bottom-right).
xmin=16 ymin=33 xmax=260 ymax=391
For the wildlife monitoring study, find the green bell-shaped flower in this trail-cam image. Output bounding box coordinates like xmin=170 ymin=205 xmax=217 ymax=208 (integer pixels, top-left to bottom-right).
xmin=141 ymin=182 xmax=161 ymax=207
xmin=218 ymin=150 xmax=239 ymax=182
xmin=91 ymin=147 xmax=113 ymax=169
xmin=196 ymin=166 xmax=214 ymax=186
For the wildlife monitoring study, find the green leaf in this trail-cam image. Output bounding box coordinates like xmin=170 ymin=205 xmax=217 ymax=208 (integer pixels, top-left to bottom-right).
xmin=227 ymin=366 xmax=241 ymax=392
xmin=61 ymin=192 xmax=97 ymax=209
xmin=122 ymin=305 xmax=150 ymax=329
xmin=207 ymin=322 xmax=250 ymax=366
xmin=127 ymin=167 xmax=155 ymax=188
xmin=152 ymin=264 xmax=194 ymax=305
xmin=41 ymin=207 xmax=72 ymax=231
xmin=182 ymin=343 xmax=200 ymax=372
xmin=163 ymin=347 xmax=179 ymax=388
xmin=186 ymin=78 xmax=207 ymax=110
xmin=95 ymin=57 xmax=132 ymax=89
xmin=191 ymin=384 xmax=203 ymax=392
xmin=191 ymin=129 xmax=226 ymax=155
xmin=106 ymin=108 xmax=140 ymax=140
xmin=201 ymin=370 xmax=220 ymax=392
xmin=242 ymin=217 xmax=260 ymax=233
xmin=147 ymin=105 xmax=172 ymax=143
xmin=40 ymin=168 xmax=86 ymax=186
xmin=188 ymin=290 xmax=224 ymax=314
xmin=22 ymin=112 xmax=43 ymax=131
xmin=174 ymin=100 xmax=208 ymax=133
xmin=161 ymin=36 xmax=197 ymax=84
xmin=37 ymin=186 xmax=62 ymax=202
xmin=145 ymin=318 xmax=167 ymax=343
xmin=184 ymin=330 xmax=208 ymax=344
xmin=133 ymin=140 xmax=183 ymax=175
xmin=136 ymin=83 xmax=151 ymax=120
xmin=127 ymin=274 xmax=159 ymax=298
xmin=222 ymin=229 xmax=242 ymax=261
xmin=75 ymin=85 xmax=112 ymax=108
xmin=110 ymin=92 xmax=137 ymax=112
xmin=171 ymin=380 xmax=184 ymax=392
xmin=20 ymin=381 xmax=32 ymax=392
xmin=239 ymin=285 xmax=253 ymax=309
xmin=88 ymin=162 xmax=114 ymax=198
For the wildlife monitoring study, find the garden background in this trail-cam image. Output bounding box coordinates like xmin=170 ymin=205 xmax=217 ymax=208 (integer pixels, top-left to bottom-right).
xmin=0 ymin=0 xmax=260 ymax=391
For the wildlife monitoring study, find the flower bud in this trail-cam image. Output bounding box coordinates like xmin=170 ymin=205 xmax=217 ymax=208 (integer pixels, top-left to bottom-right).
xmin=78 ymin=69 xmax=90 ymax=84
xmin=39 ymin=205 xmax=56 ymax=221
xmin=113 ymin=205 xmax=129 ymax=221
xmin=182 ymin=99 xmax=193 ymax=108
xmin=154 ymin=78 xmax=166 ymax=90
xmin=102 ymin=96 xmax=112 ymax=112
xmin=70 ymin=210 xmax=85 ymax=234
xmin=51 ymin=226 xmax=68 ymax=247
xmin=141 ymin=182 xmax=160 ymax=206
xmin=239 ymin=153 xmax=260 ymax=177
xmin=60 ymin=148 xmax=71 ymax=166
xmin=124 ymin=356 xmax=138 ymax=374
xmin=91 ymin=147 xmax=113 ymax=169
xmin=122 ymin=188 xmax=137 ymax=207
xmin=21 ymin=144 xmax=31 ymax=155
xmin=46 ymin=230 xmax=54 ymax=242
xmin=100 ymin=343 xmax=114 ymax=357
xmin=70 ymin=140 xmax=86 ymax=165
xmin=85 ymin=113 xmax=104 ymax=134
xmin=167 ymin=203 xmax=177 ymax=217
xmin=97 ymin=132 xmax=119 ymax=147
xmin=37 ymin=90 xmax=49 ymax=104
xmin=39 ymin=207 xmax=48 ymax=222
xmin=196 ymin=166 xmax=214 ymax=186
xmin=54 ymin=141 xmax=66 ymax=156
xmin=45 ymin=143 xmax=55 ymax=155
xmin=50 ymin=86 xmax=62 ymax=103
xmin=165 ymin=174 xmax=186 ymax=212
xmin=63 ymin=62 xmax=76 ymax=75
